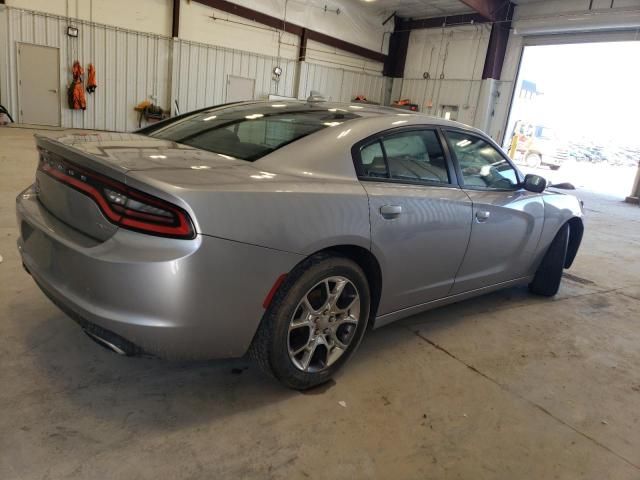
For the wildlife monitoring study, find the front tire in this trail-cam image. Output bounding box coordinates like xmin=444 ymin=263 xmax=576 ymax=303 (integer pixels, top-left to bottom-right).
xmin=250 ymin=254 xmax=371 ymax=390
xmin=529 ymin=223 xmax=569 ymax=297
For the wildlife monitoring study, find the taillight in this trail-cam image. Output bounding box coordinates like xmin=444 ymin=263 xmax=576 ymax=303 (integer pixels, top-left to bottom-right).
xmin=38 ymin=149 xmax=195 ymax=239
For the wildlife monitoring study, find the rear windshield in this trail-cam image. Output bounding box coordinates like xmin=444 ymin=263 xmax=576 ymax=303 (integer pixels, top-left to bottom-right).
xmin=147 ymin=105 xmax=359 ymax=161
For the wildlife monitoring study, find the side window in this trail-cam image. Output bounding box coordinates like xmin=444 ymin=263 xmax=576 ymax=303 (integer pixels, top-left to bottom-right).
xmin=447 ymin=131 xmax=519 ymax=189
xmin=382 ymin=130 xmax=449 ymax=184
xmin=359 ymin=141 xmax=388 ymax=178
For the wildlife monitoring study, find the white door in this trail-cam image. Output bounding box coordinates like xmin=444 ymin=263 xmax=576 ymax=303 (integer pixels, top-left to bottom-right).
xmin=226 ymin=75 xmax=255 ymax=102
xmin=17 ymin=43 xmax=60 ymax=126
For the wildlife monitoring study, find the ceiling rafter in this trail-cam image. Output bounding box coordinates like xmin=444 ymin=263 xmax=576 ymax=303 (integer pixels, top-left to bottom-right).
xmin=458 ymin=0 xmax=513 ymax=22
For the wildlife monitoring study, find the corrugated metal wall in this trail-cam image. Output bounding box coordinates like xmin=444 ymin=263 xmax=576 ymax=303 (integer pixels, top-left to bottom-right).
xmin=298 ymin=62 xmax=386 ymax=104
xmin=398 ymin=78 xmax=484 ymax=126
xmin=0 ymin=7 xmax=171 ymax=131
xmin=170 ymin=39 xmax=297 ymax=113
xmin=0 ymin=6 xmax=389 ymax=132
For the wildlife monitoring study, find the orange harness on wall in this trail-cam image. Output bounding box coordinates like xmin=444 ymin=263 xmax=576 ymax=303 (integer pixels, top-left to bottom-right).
xmin=87 ymin=64 xmax=97 ymax=94
xmin=67 ymin=61 xmax=86 ymax=110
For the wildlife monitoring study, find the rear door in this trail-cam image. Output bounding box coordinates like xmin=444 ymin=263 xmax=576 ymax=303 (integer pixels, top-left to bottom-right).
xmin=444 ymin=129 xmax=545 ymax=294
xmin=354 ymin=128 xmax=473 ymax=315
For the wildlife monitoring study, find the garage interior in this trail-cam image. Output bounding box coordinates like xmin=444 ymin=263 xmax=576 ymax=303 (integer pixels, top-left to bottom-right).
xmin=1 ymin=0 xmax=640 ymax=478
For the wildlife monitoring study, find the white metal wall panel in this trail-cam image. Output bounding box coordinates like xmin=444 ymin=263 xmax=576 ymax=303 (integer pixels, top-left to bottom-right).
xmin=1 ymin=6 xmax=383 ymax=132
xmin=0 ymin=7 xmax=170 ymax=131
xmin=399 ymin=78 xmax=485 ymax=126
xmin=170 ymin=39 xmax=297 ymax=114
xmin=298 ymin=62 xmax=385 ymax=104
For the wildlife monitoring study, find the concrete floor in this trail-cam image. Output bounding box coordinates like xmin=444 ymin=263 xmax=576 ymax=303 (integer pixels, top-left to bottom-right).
xmin=1 ymin=126 xmax=639 ymax=480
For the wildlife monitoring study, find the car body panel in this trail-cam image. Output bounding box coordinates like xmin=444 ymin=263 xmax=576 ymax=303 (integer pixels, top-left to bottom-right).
xmin=17 ymin=185 xmax=303 ymax=359
xmin=530 ymin=191 xmax=584 ymax=273
xmin=364 ymin=182 xmax=473 ymax=314
xmin=17 ymin=101 xmax=584 ymax=360
xmin=450 ymin=189 xmax=546 ymax=294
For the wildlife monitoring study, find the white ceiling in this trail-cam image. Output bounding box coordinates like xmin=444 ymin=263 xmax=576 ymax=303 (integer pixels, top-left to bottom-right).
xmin=361 ymin=0 xmax=475 ymax=19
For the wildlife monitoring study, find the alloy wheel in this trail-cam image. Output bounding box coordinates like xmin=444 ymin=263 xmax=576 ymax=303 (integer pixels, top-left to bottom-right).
xmin=287 ymin=276 xmax=361 ymax=373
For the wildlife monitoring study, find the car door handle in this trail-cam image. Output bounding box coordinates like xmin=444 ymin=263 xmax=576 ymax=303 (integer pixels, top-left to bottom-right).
xmin=476 ymin=210 xmax=491 ymax=222
xmin=48 ymin=89 xmax=58 ymax=93
xmin=380 ymin=205 xmax=402 ymax=219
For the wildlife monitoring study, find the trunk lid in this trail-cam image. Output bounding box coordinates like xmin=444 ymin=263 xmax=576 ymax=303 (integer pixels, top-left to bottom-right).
xmin=33 ymin=132 xmax=261 ymax=241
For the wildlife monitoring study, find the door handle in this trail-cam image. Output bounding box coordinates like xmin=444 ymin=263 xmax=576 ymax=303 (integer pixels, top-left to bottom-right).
xmin=476 ymin=210 xmax=491 ymax=222
xmin=48 ymin=89 xmax=58 ymax=93
xmin=380 ymin=205 xmax=402 ymax=219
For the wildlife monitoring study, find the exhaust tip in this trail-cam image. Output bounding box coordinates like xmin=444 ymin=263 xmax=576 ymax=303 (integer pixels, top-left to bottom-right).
xmin=84 ymin=330 xmax=128 ymax=355
xmin=83 ymin=326 xmax=142 ymax=356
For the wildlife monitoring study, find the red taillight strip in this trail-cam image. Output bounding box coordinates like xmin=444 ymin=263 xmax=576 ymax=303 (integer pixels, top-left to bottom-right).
xmin=42 ymin=163 xmax=120 ymax=222
xmin=38 ymin=154 xmax=195 ymax=239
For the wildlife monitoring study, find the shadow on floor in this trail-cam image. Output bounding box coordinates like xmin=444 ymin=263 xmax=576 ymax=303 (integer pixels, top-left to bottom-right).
xmin=15 ymin=284 xmax=556 ymax=431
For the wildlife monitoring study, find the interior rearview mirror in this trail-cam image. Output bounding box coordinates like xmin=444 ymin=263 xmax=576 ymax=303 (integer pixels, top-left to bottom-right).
xmin=522 ymin=174 xmax=547 ymax=193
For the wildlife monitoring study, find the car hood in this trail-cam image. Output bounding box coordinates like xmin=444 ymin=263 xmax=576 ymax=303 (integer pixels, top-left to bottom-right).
xmin=55 ymin=131 xmax=249 ymax=172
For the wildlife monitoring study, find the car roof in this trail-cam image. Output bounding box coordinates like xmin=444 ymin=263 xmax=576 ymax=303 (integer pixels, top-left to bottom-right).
xmin=204 ymin=100 xmax=476 ymax=130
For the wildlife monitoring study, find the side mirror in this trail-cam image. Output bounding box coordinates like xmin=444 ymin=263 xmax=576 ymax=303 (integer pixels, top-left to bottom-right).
xmin=522 ymin=174 xmax=547 ymax=193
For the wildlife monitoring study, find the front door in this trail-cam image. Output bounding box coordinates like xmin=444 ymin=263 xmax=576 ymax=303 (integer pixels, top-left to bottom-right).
xmin=444 ymin=130 xmax=545 ymax=295
xmin=355 ymin=128 xmax=473 ymax=315
xmin=17 ymin=43 xmax=60 ymax=126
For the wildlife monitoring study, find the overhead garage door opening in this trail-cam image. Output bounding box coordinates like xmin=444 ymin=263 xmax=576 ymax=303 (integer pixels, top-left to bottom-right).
xmin=504 ymin=41 xmax=640 ymax=199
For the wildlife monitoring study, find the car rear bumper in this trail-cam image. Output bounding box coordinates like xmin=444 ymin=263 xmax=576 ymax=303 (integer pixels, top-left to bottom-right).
xmin=16 ymin=185 xmax=302 ymax=360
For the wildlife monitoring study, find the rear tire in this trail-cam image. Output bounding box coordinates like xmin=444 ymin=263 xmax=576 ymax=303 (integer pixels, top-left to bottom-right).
xmin=250 ymin=254 xmax=370 ymax=390
xmin=529 ymin=223 xmax=569 ymax=297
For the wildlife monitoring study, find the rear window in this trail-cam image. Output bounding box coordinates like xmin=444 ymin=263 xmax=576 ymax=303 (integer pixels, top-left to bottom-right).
xmin=147 ymin=106 xmax=359 ymax=161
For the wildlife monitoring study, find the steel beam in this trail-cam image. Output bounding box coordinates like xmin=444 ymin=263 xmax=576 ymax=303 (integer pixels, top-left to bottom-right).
xmin=172 ymin=0 xmax=180 ymax=38
xmin=481 ymin=3 xmax=514 ymax=80
xmin=298 ymin=28 xmax=309 ymax=62
xmin=406 ymin=13 xmax=486 ymax=30
xmin=383 ymin=17 xmax=411 ymax=78
xmin=193 ymin=0 xmax=386 ymax=63
xmin=459 ymin=0 xmax=512 ymax=22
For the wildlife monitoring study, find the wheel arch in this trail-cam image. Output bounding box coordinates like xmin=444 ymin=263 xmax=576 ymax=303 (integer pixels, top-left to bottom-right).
xmin=317 ymin=245 xmax=383 ymax=328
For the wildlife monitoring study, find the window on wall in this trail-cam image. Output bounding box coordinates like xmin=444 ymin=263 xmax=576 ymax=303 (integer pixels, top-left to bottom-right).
xmin=356 ymin=130 xmax=450 ymax=185
xmin=446 ymin=131 xmax=519 ymax=189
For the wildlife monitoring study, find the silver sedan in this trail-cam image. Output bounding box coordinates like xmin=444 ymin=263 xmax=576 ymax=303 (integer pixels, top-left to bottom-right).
xmin=16 ymin=101 xmax=584 ymax=389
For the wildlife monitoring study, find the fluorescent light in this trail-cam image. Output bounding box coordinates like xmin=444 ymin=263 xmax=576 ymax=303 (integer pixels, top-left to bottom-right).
xmin=324 ymin=121 xmax=342 ymax=127
xmin=457 ymin=139 xmax=472 ymax=148
xmin=245 ymin=113 xmax=264 ymax=120
xmin=149 ymin=155 xmax=167 ymax=159
xmin=271 ymin=104 xmax=287 ymax=108
xmin=203 ymin=115 xmax=217 ymax=121
xmin=337 ymin=128 xmax=352 ymax=139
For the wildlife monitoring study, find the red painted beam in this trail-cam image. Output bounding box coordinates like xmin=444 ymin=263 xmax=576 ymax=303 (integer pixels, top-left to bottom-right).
xmin=194 ymin=0 xmax=386 ymax=63
xmin=481 ymin=3 xmax=514 ymax=80
xmin=298 ymin=28 xmax=309 ymax=62
xmin=306 ymin=30 xmax=386 ymax=63
xmin=459 ymin=0 xmax=512 ymax=22
xmin=172 ymin=0 xmax=180 ymax=38
xmin=407 ymin=13 xmax=486 ymax=30
xmin=383 ymin=17 xmax=410 ymax=78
